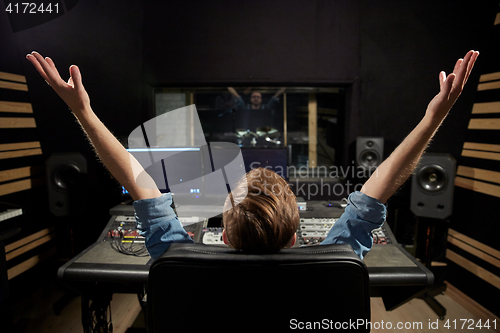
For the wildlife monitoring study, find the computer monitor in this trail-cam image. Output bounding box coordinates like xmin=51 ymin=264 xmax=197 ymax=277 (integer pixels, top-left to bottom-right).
xmin=240 ymin=147 xmax=289 ymax=181
xmin=127 ymin=147 xmax=205 ymax=202
xmin=125 ymin=146 xmax=289 ymax=203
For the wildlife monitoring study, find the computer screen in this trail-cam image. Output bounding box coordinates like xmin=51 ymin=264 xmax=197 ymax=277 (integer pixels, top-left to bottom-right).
xmin=125 ymin=146 xmax=289 ymax=203
xmin=241 ymin=147 xmax=289 ymax=181
xmin=127 ymin=147 xmax=205 ymax=201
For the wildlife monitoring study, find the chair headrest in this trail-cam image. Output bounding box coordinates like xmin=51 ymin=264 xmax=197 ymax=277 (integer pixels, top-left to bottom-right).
xmin=152 ymin=243 xmax=365 ymax=266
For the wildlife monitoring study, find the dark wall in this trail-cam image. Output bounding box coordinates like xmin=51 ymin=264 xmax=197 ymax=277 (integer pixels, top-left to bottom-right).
xmin=13 ymin=0 xmax=145 ymax=149
xmin=358 ymin=1 xmax=497 ymax=156
xmin=0 ymin=5 xmax=23 ymax=74
xmin=143 ymin=0 xmax=360 ymax=85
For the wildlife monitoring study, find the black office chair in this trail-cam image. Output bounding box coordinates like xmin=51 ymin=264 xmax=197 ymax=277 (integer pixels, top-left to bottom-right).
xmin=147 ymin=243 xmax=371 ymax=332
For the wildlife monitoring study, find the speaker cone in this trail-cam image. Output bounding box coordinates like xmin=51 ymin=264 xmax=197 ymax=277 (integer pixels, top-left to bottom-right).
xmin=53 ymin=163 xmax=83 ymax=190
xmin=359 ymin=150 xmax=380 ymax=167
xmin=416 ymin=164 xmax=447 ymax=193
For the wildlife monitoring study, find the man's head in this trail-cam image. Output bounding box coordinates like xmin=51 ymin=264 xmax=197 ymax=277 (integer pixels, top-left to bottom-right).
xmin=222 ymin=167 xmax=299 ymax=253
xmin=250 ymin=92 xmax=262 ymax=108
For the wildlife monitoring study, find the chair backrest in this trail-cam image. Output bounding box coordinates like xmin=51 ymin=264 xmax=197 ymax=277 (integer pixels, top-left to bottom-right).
xmin=147 ymin=243 xmax=370 ymax=332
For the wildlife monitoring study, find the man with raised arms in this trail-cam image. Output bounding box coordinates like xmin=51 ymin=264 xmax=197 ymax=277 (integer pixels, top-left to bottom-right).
xmin=26 ymin=50 xmax=478 ymax=259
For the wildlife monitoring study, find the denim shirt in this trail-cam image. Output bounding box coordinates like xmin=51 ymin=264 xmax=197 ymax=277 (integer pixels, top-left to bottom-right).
xmin=134 ymin=191 xmax=386 ymax=260
xmin=320 ymin=191 xmax=386 ymax=259
xmin=133 ymin=193 xmax=194 ymax=260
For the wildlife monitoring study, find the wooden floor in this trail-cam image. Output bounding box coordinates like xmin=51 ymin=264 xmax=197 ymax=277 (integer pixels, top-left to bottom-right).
xmin=370 ymin=283 xmax=500 ymax=333
xmin=10 ymin=281 xmax=500 ymax=333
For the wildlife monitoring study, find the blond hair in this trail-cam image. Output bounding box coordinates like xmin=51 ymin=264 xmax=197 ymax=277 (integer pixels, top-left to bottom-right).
xmin=223 ymin=167 xmax=299 ymax=253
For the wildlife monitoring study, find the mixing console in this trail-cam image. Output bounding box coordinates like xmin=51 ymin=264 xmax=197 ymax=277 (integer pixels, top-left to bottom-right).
xmin=105 ymin=199 xmax=393 ymax=254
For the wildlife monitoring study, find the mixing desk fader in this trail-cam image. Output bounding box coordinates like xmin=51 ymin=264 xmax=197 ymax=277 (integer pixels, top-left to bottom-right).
xmin=297 ymin=217 xmax=338 ymax=246
xmin=295 ymin=200 xmax=393 ymax=247
xmin=105 ymin=200 xmax=394 ymax=251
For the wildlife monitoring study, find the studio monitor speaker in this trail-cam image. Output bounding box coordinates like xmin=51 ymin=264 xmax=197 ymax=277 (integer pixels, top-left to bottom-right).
xmin=410 ymin=153 xmax=456 ymax=219
xmin=356 ymin=137 xmax=384 ymax=176
xmin=46 ymin=152 xmax=88 ymax=216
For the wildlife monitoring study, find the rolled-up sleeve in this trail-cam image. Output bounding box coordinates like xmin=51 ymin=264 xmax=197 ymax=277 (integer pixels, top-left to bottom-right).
xmin=133 ymin=193 xmax=193 ymax=259
xmin=320 ymin=191 xmax=386 ymax=259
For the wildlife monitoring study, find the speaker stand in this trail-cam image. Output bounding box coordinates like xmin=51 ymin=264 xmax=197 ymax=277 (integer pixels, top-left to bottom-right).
xmin=416 ymin=217 xmax=448 ymax=320
xmin=421 ymin=282 xmax=447 ymax=320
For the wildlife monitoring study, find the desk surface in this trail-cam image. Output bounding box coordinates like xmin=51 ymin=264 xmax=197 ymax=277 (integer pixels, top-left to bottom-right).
xmin=61 ymin=241 xmax=430 ymax=287
xmin=58 ymin=201 xmax=433 ymax=290
xmin=58 ymin=201 xmax=434 ymax=312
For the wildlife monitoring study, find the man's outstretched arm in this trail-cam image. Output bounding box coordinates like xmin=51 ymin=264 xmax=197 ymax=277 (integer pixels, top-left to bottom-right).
xmin=361 ymin=50 xmax=479 ymax=204
xmin=26 ymin=51 xmax=161 ymax=201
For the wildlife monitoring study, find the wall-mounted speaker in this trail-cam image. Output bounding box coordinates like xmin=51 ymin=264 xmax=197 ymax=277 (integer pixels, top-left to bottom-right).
xmin=46 ymin=152 xmax=88 ymax=216
xmin=356 ymin=137 xmax=384 ymax=177
xmin=410 ymin=153 xmax=456 ymax=219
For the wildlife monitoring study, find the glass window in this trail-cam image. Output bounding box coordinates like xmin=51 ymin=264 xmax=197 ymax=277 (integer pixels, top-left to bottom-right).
xmin=154 ymin=87 xmax=345 ymax=176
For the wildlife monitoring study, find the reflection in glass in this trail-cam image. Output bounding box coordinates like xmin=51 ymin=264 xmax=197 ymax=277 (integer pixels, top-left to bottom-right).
xmin=154 ymin=87 xmax=344 ymax=172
